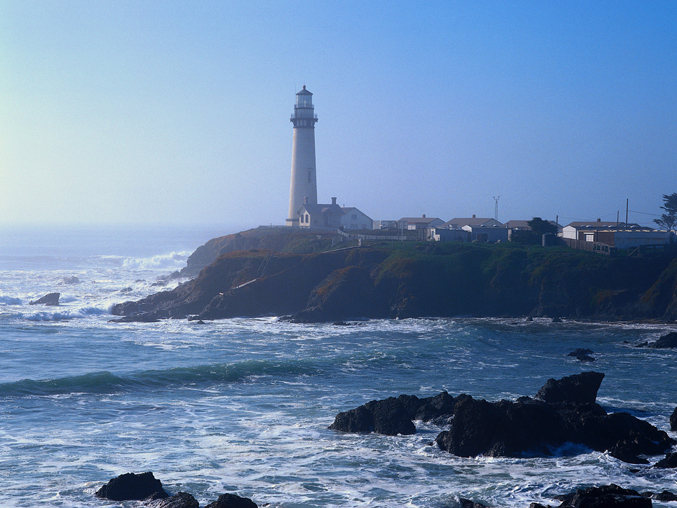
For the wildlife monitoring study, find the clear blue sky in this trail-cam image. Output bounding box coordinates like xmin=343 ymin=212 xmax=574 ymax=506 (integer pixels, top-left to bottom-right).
xmin=1 ymin=1 xmax=675 ymax=227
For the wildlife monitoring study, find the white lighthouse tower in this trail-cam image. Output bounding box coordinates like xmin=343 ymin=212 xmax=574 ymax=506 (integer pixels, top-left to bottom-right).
xmin=286 ymin=85 xmax=318 ymax=227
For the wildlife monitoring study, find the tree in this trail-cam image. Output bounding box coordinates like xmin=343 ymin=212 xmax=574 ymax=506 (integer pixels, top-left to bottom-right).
xmin=512 ymin=217 xmax=558 ymax=245
xmin=527 ymin=217 xmax=558 ymax=236
xmin=654 ymin=193 xmax=677 ymax=231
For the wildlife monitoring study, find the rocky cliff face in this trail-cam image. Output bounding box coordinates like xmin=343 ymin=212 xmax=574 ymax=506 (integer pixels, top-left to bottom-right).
xmin=173 ymin=227 xmax=339 ymax=278
xmin=113 ymin=240 xmax=677 ymax=323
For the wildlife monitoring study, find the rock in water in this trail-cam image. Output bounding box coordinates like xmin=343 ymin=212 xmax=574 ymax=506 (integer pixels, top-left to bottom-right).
xmin=204 ymin=493 xmax=258 ymax=508
xmin=328 ymin=392 xmax=456 ymax=436
xmin=29 ymin=292 xmax=60 ymax=306
xmin=556 ymin=484 xmax=650 ymax=508
xmin=568 ymin=348 xmax=595 ymax=362
xmin=329 ymin=397 xmax=416 ymax=435
xmin=671 ymin=407 xmax=677 ymax=431
xmin=148 ymin=492 xmax=199 ymax=508
xmin=95 ymin=472 xmax=168 ymax=501
xmin=535 ymin=371 xmax=604 ymax=404
xmin=654 ymin=452 xmax=677 ymax=468
xmin=458 ymin=498 xmax=490 ymax=508
xmin=650 ymin=332 xmax=677 ymax=348
xmin=435 ymin=373 xmax=674 ymax=463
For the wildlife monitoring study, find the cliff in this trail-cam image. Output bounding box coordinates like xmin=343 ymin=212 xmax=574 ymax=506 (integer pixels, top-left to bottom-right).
xmin=172 ymin=227 xmax=339 ymax=278
xmin=112 ymin=236 xmax=677 ymax=323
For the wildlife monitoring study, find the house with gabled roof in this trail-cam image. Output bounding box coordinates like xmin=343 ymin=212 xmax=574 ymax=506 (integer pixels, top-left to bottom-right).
xmin=443 ymin=216 xmax=503 ymax=229
xmin=298 ymin=198 xmax=343 ymax=229
xmin=340 ymin=207 xmax=373 ymax=230
xmin=397 ymin=215 xmax=445 ymax=230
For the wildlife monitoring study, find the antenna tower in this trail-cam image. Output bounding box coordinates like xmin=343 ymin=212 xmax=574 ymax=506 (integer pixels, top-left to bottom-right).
xmin=493 ymin=196 xmax=500 ymax=221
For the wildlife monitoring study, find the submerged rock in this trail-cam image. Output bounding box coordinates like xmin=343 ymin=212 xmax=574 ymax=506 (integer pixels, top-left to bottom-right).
xmin=644 ymin=490 xmax=677 ymax=501
xmin=204 ymin=493 xmax=258 ymax=508
xmin=649 ymin=331 xmax=677 ymax=348
xmin=29 ymin=292 xmax=60 ymax=306
xmin=147 ymin=492 xmax=198 ymax=508
xmin=568 ymin=348 xmax=595 ymax=362
xmin=654 ymin=452 xmax=677 ymax=468
xmin=95 ymin=472 xmax=168 ymax=501
xmin=556 ymin=484 xmax=650 ymax=508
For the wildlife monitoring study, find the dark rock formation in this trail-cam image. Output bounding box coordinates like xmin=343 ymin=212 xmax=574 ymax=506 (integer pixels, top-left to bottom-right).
xmin=329 ymin=397 xmax=416 ymax=435
xmin=458 ymin=498 xmax=489 ymax=508
xmin=535 ymin=371 xmax=604 ymax=404
xmin=568 ymin=349 xmax=595 ymax=362
xmin=329 ymin=392 xmax=455 ymax=435
xmin=556 ymin=485 xmax=650 ymax=508
xmin=204 ymin=493 xmax=258 ymax=508
xmin=644 ymin=490 xmax=677 ymax=501
xmin=147 ymin=492 xmax=199 ymax=508
xmin=95 ymin=472 xmax=168 ymax=501
xmin=654 ymin=452 xmax=677 ymax=468
xmin=435 ymin=373 xmax=673 ymax=463
xmin=111 ymin=312 xmax=161 ymax=323
xmin=671 ymin=407 xmax=677 ymax=431
xmin=649 ymin=331 xmax=677 ymax=348
xmin=330 ymin=374 xmax=674 ymax=464
xmin=29 ymin=292 xmax=60 ymax=306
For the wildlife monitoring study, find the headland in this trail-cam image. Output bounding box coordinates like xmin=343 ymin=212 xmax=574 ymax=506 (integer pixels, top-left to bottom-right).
xmin=111 ymin=227 xmax=677 ymax=323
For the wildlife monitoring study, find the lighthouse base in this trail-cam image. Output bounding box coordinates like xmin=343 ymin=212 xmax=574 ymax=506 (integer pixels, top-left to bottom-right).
xmin=286 ymin=218 xmax=300 ymax=227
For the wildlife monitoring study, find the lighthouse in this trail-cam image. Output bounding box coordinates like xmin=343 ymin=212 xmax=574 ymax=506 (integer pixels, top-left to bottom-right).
xmin=286 ymin=86 xmax=318 ymax=227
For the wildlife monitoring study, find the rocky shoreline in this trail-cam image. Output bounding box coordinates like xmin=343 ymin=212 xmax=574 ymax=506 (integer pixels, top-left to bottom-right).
xmin=110 ymin=235 xmax=677 ymax=324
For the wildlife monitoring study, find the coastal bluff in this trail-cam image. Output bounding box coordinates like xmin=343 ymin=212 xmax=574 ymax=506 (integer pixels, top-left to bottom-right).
xmin=112 ymin=229 xmax=677 ymax=323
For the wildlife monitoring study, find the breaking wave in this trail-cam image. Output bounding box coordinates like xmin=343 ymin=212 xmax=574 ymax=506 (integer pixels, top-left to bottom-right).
xmin=0 ymin=295 xmax=22 ymax=305
xmin=96 ymin=251 xmax=191 ymax=271
xmin=0 ymin=359 xmax=322 ymax=397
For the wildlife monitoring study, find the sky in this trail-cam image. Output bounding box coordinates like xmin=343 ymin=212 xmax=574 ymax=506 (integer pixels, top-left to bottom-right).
xmin=1 ymin=1 xmax=676 ymax=228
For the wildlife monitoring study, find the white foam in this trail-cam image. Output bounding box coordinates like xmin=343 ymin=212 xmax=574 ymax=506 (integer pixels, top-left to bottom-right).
xmin=0 ymin=295 xmax=21 ymax=305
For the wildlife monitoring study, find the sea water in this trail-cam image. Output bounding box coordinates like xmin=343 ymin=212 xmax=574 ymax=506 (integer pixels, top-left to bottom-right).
xmin=0 ymin=225 xmax=676 ymax=508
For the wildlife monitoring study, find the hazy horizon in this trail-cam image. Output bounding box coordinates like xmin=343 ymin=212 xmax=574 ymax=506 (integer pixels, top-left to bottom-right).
xmin=2 ymin=1 xmax=675 ymax=228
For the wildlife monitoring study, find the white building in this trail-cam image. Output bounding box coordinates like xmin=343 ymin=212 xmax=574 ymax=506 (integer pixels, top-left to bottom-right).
xmin=287 ymin=86 xmax=318 ymax=227
xmin=340 ymin=207 xmax=373 ymax=230
xmin=462 ymin=223 xmax=509 ymax=243
xmin=397 ymin=215 xmax=445 ymax=230
xmin=561 ymin=220 xmax=632 ymax=240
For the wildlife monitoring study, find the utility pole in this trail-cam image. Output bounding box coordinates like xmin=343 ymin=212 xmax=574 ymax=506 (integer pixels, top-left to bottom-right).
xmin=493 ymin=196 xmax=500 ymax=221
xmin=625 ymin=199 xmax=629 ymax=225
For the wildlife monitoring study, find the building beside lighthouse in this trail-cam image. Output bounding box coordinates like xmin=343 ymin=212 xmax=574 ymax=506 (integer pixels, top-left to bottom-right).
xmin=286 ymin=86 xmax=318 ymax=227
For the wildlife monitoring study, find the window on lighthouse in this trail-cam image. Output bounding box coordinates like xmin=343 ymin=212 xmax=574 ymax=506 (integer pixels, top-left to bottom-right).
xmin=297 ymin=95 xmax=312 ymax=108
xmin=308 ymin=170 xmax=312 ymax=182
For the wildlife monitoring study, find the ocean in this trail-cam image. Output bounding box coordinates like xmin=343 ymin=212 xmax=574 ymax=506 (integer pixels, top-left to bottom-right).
xmin=1 ymin=225 xmax=676 ymax=508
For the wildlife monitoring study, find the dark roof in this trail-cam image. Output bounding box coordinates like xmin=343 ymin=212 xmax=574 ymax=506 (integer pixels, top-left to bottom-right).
xmin=398 ymin=217 xmax=443 ymax=224
xmin=506 ymin=220 xmax=531 ymax=229
xmin=297 ymin=85 xmax=312 ymax=95
xmin=445 ymin=217 xmax=502 ymax=228
xmin=300 ymin=203 xmax=342 ymax=215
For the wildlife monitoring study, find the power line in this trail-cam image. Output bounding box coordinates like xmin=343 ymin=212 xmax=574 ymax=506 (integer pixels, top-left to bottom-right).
xmin=629 ymin=210 xmax=661 ymax=217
